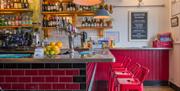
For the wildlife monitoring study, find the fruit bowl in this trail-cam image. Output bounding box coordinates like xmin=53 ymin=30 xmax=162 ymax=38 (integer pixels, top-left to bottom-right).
xmin=46 ymin=54 xmax=57 ymax=58
xmin=44 ymin=41 xmax=63 ymax=58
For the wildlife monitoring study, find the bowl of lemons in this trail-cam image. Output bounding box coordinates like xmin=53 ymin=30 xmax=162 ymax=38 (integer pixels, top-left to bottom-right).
xmin=44 ymin=41 xmax=63 ymax=58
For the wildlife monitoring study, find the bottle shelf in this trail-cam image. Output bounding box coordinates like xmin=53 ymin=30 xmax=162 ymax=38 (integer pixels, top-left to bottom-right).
xmin=42 ymin=27 xmax=57 ymax=29
xmin=41 ymin=11 xmax=95 ymax=16
xmin=48 ymin=0 xmax=73 ymax=2
xmin=0 ymin=9 xmax=33 ymax=13
xmin=0 ymin=25 xmax=33 ymax=28
xmin=77 ymin=26 xmax=112 ymax=30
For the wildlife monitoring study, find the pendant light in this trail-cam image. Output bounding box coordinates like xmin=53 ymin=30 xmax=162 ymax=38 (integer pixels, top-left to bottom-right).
xmin=73 ymin=0 xmax=102 ymax=6
xmin=94 ymin=5 xmax=110 ymax=19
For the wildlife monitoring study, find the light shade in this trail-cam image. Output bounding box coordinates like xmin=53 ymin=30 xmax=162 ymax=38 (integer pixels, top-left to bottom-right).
xmin=73 ymin=0 xmax=102 ymax=6
xmin=94 ymin=8 xmax=110 ymax=19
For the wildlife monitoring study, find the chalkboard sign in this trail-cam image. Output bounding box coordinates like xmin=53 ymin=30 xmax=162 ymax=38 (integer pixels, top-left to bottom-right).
xmin=129 ymin=11 xmax=148 ymax=41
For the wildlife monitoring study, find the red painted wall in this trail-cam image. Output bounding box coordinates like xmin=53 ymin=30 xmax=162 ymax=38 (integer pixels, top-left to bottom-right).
xmin=95 ymin=49 xmax=169 ymax=81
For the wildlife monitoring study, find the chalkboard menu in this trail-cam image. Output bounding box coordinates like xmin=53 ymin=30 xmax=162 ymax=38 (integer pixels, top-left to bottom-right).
xmin=129 ymin=11 xmax=148 ymax=41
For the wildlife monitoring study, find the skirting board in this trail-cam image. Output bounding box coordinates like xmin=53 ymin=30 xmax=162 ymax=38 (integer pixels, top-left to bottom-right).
xmin=169 ymin=82 xmax=180 ymax=91
xmin=144 ymin=81 xmax=169 ymax=86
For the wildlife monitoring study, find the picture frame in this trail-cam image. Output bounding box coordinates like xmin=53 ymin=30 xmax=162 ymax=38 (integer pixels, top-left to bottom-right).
xmin=171 ymin=16 xmax=179 ymax=27
xmin=128 ymin=11 xmax=149 ymax=41
xmin=105 ymin=31 xmax=120 ymax=42
xmin=171 ymin=0 xmax=180 ymax=16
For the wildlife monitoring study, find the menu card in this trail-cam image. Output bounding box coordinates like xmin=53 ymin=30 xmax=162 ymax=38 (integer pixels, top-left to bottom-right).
xmin=129 ymin=11 xmax=148 ymax=41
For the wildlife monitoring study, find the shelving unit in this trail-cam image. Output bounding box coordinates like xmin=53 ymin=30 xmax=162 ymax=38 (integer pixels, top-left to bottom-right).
xmin=42 ymin=11 xmax=95 ymax=16
xmin=77 ymin=26 xmax=112 ymax=30
xmin=41 ymin=0 xmax=113 ymax=37
xmin=0 ymin=25 xmax=33 ymax=29
xmin=0 ymin=9 xmax=33 ymax=12
xmin=0 ymin=9 xmax=33 ymax=28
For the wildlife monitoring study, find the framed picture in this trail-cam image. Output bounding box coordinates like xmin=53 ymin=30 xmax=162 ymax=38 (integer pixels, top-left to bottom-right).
xmin=171 ymin=0 xmax=180 ymax=16
xmin=128 ymin=11 xmax=148 ymax=41
xmin=171 ymin=16 xmax=179 ymax=27
xmin=105 ymin=31 xmax=120 ymax=42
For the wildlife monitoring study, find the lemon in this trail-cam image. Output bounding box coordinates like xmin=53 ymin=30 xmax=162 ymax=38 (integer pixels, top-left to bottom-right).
xmin=45 ymin=51 xmax=49 ymax=55
xmin=50 ymin=42 xmax=56 ymax=46
xmin=56 ymin=41 xmax=63 ymax=48
xmin=46 ymin=46 xmax=51 ymax=51
xmin=49 ymin=50 xmax=55 ymax=55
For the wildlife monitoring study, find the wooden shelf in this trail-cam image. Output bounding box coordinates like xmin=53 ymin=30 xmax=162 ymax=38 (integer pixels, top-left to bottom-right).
xmin=47 ymin=0 xmax=72 ymax=2
xmin=0 ymin=25 xmax=33 ymax=28
xmin=41 ymin=11 xmax=95 ymax=16
xmin=0 ymin=9 xmax=33 ymax=13
xmin=42 ymin=27 xmax=57 ymax=29
xmin=77 ymin=26 xmax=112 ymax=30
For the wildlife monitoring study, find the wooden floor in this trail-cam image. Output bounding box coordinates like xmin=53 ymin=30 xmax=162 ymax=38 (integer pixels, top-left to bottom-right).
xmin=144 ymin=86 xmax=174 ymax=91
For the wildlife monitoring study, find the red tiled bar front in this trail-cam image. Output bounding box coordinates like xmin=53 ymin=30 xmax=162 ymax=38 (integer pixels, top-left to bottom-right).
xmin=0 ymin=49 xmax=115 ymax=91
xmin=0 ymin=63 xmax=86 ymax=90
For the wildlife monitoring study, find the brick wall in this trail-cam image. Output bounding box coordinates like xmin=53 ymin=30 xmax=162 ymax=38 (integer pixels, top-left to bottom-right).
xmin=0 ymin=63 xmax=91 ymax=91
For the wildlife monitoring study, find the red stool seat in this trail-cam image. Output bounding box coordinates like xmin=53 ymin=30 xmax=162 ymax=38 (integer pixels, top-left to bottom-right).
xmin=109 ymin=63 xmax=141 ymax=91
xmin=113 ymin=66 xmax=149 ymax=91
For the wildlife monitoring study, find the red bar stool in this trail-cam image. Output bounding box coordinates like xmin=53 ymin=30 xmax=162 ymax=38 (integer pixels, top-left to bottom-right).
xmin=109 ymin=63 xmax=141 ymax=91
xmin=111 ymin=56 xmax=132 ymax=71
xmin=109 ymin=56 xmax=132 ymax=91
xmin=113 ymin=66 xmax=149 ymax=91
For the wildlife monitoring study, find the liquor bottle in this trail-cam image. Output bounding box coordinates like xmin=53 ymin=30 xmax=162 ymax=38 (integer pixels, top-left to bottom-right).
xmin=81 ymin=17 xmax=85 ymax=27
xmin=8 ymin=16 xmax=12 ymax=26
xmin=0 ymin=16 xmax=3 ymax=26
xmin=43 ymin=15 xmax=46 ymax=27
xmin=59 ymin=3 xmax=63 ymax=11
xmin=109 ymin=5 xmax=113 ymax=14
xmin=4 ymin=16 xmax=8 ymax=26
xmin=1 ymin=15 xmax=5 ymax=26
xmin=24 ymin=0 xmax=29 ymax=9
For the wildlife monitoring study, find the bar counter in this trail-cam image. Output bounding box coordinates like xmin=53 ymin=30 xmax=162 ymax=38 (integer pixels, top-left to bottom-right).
xmin=0 ymin=49 xmax=114 ymax=91
xmin=110 ymin=47 xmax=172 ymax=50
xmin=0 ymin=49 xmax=115 ymax=63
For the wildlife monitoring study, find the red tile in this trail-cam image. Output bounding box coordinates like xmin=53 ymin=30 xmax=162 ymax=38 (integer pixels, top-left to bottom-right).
xmin=39 ymin=84 xmax=52 ymax=90
xmin=25 ymin=84 xmax=39 ymax=90
xmin=59 ymin=77 xmax=73 ymax=82
xmin=52 ymin=70 xmax=65 ymax=75
xmin=32 ymin=77 xmax=45 ymax=82
xmin=0 ymin=77 xmax=4 ymax=82
xmin=0 ymin=70 xmax=11 ymax=75
xmin=66 ymin=84 xmax=80 ymax=90
xmin=12 ymin=84 xmax=25 ymax=89
xmin=45 ymin=77 xmax=58 ymax=82
xmin=66 ymin=70 xmax=80 ymax=75
xmin=12 ymin=70 xmax=24 ymax=75
xmin=0 ymin=84 xmax=11 ymax=89
xmin=52 ymin=84 xmax=65 ymax=90
xmin=18 ymin=77 xmax=31 ymax=82
xmin=5 ymin=77 xmax=18 ymax=82
xmin=38 ymin=70 xmax=51 ymax=75
xmin=25 ymin=70 xmax=38 ymax=75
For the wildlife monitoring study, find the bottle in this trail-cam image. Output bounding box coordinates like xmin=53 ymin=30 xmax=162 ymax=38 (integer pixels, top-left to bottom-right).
xmin=0 ymin=16 xmax=3 ymax=26
xmin=28 ymin=16 xmax=32 ymax=25
xmin=1 ymin=15 xmax=5 ymax=26
xmin=43 ymin=37 xmax=49 ymax=46
xmin=67 ymin=3 xmax=70 ymax=11
xmin=59 ymin=3 xmax=63 ymax=11
xmin=81 ymin=17 xmax=85 ymax=27
xmin=43 ymin=15 xmax=47 ymax=27
xmin=4 ymin=16 xmax=8 ymax=26
xmin=109 ymin=4 xmax=113 ymax=14
xmin=24 ymin=0 xmax=29 ymax=9
xmin=8 ymin=16 xmax=12 ymax=26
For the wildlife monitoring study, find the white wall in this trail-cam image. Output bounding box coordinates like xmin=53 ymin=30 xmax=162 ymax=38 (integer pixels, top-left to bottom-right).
xmin=105 ymin=0 xmax=169 ymax=47
xmin=168 ymin=0 xmax=180 ymax=87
